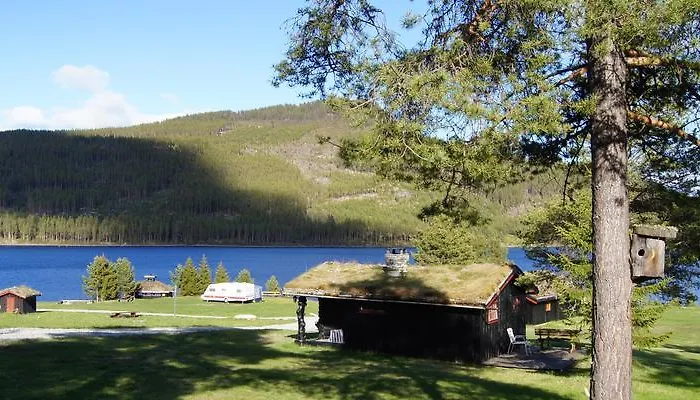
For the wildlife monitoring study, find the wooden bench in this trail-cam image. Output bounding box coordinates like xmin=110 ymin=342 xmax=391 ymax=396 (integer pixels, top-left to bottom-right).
xmin=534 ymin=327 xmax=581 ymax=352
xmin=110 ymin=312 xmax=140 ymax=318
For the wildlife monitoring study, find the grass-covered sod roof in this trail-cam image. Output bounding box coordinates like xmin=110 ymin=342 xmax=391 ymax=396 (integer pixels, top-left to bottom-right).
xmin=138 ymin=280 xmax=173 ymax=292
xmin=284 ymin=262 xmax=517 ymax=307
xmin=0 ymin=285 xmax=42 ymax=299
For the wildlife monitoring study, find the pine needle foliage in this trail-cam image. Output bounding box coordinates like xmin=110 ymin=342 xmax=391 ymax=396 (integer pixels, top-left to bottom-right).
xmin=265 ymin=275 xmax=281 ymax=292
xmin=235 ymin=268 xmax=254 ymax=284
xmin=414 ymin=215 xmax=506 ymax=265
xmin=82 ymin=255 xmax=137 ymax=301
xmin=197 ymin=255 xmax=212 ymax=293
xmin=215 ymin=262 xmax=230 ymax=283
xmin=519 ymin=191 xmax=670 ymax=347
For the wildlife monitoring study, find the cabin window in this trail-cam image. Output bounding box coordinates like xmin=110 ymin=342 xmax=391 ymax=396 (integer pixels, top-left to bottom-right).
xmin=545 ymin=302 xmax=552 ymax=312
xmin=512 ymin=295 xmax=521 ymax=311
xmin=487 ymin=298 xmax=499 ymax=324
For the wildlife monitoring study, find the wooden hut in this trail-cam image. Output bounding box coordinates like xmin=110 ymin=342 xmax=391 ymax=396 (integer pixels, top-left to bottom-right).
xmin=523 ymin=280 xmax=563 ymax=325
xmin=525 ymin=293 xmax=562 ymax=324
xmin=136 ymin=275 xmax=174 ymax=298
xmin=0 ymin=286 xmax=41 ymax=314
xmin=284 ymin=262 xmax=527 ymax=363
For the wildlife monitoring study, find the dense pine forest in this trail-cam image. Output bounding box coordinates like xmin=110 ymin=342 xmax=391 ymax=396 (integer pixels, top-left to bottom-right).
xmin=0 ymin=102 xmax=561 ymax=246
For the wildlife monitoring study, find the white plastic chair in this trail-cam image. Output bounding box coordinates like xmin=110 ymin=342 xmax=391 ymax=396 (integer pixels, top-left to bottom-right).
xmin=507 ymin=327 xmax=530 ymax=355
xmin=329 ymin=328 xmax=344 ymax=344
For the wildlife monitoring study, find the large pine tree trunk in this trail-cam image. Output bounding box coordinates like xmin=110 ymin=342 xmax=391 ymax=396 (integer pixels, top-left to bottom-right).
xmin=589 ymin=36 xmax=632 ymax=399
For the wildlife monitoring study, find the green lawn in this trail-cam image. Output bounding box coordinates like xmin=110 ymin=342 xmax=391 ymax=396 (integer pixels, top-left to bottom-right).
xmin=40 ymin=296 xmax=316 ymax=319
xmin=0 ymin=297 xmax=316 ymax=329
xmin=0 ymin=303 xmax=696 ymax=399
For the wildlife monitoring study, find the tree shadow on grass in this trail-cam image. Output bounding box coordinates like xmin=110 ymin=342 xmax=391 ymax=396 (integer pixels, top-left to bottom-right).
xmin=633 ymin=346 xmax=700 ymax=390
xmin=0 ymin=330 xmax=574 ymax=400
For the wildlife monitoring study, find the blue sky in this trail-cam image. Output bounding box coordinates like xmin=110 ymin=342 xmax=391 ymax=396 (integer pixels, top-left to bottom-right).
xmin=0 ymin=0 xmax=422 ymax=130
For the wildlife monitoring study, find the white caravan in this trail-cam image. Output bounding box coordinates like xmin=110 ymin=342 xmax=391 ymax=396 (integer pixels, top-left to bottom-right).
xmin=200 ymin=282 xmax=263 ymax=303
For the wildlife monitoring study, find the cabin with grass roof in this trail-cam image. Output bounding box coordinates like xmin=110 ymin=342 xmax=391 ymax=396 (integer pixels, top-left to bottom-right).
xmin=0 ymin=285 xmax=41 ymax=314
xmin=136 ymin=275 xmax=174 ymax=298
xmin=284 ymin=261 xmax=527 ymax=363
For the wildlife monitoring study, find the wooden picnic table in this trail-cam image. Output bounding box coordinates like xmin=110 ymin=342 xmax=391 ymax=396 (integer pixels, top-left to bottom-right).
xmin=110 ymin=312 xmax=140 ymax=318
xmin=534 ymin=327 xmax=581 ymax=352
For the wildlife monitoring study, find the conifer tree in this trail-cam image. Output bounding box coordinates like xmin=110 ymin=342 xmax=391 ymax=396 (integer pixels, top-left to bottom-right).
xmin=519 ymin=191 xmax=670 ymax=347
xmin=170 ymin=264 xmax=184 ymax=288
xmin=215 ymin=261 xmax=230 ymax=283
xmin=178 ymin=257 xmax=201 ymax=296
xmin=197 ymin=255 xmax=212 ymax=293
xmin=274 ymin=2 xmax=700 ymax=397
xmin=82 ymin=255 xmax=119 ymax=301
xmin=414 ymin=215 xmax=505 ymax=265
xmin=265 ymin=275 xmax=281 ymax=292
xmin=235 ymin=268 xmax=254 ymax=284
xmin=113 ymin=257 xmax=138 ymax=300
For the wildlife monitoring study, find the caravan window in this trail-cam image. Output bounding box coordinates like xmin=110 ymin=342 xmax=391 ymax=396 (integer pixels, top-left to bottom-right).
xmin=208 ymin=287 xmax=216 ymax=292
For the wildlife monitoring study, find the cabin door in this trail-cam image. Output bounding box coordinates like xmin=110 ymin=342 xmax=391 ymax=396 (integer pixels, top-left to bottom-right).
xmin=6 ymin=296 xmax=15 ymax=313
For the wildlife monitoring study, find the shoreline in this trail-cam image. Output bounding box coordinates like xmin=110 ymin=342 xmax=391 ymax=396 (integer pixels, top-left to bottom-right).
xmin=0 ymin=242 xmax=404 ymax=249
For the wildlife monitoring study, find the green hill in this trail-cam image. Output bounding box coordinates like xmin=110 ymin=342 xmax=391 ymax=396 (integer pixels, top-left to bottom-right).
xmin=0 ymin=102 xmax=564 ymax=246
xmin=0 ymin=102 xmax=437 ymax=245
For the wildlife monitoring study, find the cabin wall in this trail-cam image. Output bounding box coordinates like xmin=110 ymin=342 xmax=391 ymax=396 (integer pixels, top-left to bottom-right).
xmin=488 ymin=281 xmax=527 ymax=353
xmin=317 ymin=283 xmax=527 ymax=363
xmin=526 ymin=300 xmax=562 ymax=325
xmin=0 ymin=294 xmax=37 ymax=314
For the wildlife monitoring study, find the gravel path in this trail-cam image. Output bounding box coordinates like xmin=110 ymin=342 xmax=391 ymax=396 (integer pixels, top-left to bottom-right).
xmin=0 ymin=316 xmax=319 ymax=342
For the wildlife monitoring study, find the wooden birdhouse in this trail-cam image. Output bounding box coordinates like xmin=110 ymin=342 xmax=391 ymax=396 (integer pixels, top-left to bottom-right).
xmin=630 ymin=225 xmax=678 ymax=282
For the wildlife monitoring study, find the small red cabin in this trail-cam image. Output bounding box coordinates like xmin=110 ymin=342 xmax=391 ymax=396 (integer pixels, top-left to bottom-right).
xmin=0 ymin=286 xmax=42 ymax=314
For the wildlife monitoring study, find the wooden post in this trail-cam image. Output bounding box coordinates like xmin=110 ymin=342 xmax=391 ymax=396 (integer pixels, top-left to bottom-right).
xmin=296 ymin=296 xmax=307 ymax=344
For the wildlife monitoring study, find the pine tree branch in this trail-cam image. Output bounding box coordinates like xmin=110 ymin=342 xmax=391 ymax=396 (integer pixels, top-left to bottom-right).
xmin=555 ymin=66 xmax=588 ymax=86
xmin=624 ymin=49 xmax=700 ymax=71
xmin=435 ymin=0 xmax=499 ymax=44
xmin=627 ymin=110 xmax=700 ymax=147
xmin=553 ymin=52 xmax=700 ymax=86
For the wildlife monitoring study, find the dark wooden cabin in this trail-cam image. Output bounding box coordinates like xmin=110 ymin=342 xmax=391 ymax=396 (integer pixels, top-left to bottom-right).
xmin=0 ymin=286 xmax=41 ymax=314
xmin=525 ymin=294 xmax=562 ymax=325
xmin=285 ymin=262 xmax=527 ymax=363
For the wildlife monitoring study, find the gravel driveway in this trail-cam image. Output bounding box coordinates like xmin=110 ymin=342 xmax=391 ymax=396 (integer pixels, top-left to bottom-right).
xmin=0 ymin=316 xmax=319 ymax=342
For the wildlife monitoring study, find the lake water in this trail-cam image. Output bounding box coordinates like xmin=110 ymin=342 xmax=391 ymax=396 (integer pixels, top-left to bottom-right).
xmin=0 ymin=246 xmax=535 ymax=301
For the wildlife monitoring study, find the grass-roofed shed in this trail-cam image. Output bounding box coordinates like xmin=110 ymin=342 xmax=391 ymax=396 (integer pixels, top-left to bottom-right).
xmin=136 ymin=277 xmax=174 ymax=298
xmin=284 ymin=262 xmax=527 ymax=363
xmin=0 ymin=285 xmax=41 ymax=314
xmin=524 ymin=279 xmax=563 ymax=325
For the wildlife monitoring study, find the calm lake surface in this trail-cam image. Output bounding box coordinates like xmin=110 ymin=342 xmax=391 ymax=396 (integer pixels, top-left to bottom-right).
xmin=0 ymin=246 xmax=535 ymax=301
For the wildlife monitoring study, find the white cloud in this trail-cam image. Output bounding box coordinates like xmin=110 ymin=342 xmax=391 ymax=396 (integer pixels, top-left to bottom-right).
xmin=160 ymin=92 xmax=180 ymax=105
xmin=52 ymin=65 xmax=110 ymax=92
xmin=2 ymin=106 xmax=47 ymax=128
xmin=0 ymin=66 xmax=193 ymax=130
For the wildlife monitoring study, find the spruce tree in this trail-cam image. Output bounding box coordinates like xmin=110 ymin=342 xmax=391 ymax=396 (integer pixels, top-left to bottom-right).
xmin=178 ymin=257 xmax=200 ymax=296
xmin=265 ymin=275 xmax=281 ymax=293
xmin=197 ymin=255 xmax=212 ymax=293
xmin=414 ymin=215 xmax=505 ymax=265
xmin=170 ymin=264 xmax=184 ymax=289
xmin=519 ymin=191 xmax=669 ymax=347
xmin=215 ymin=261 xmax=230 ymax=283
xmin=235 ymin=268 xmax=254 ymax=284
xmin=82 ymin=255 xmax=119 ymax=301
xmin=113 ymin=257 xmax=138 ymax=300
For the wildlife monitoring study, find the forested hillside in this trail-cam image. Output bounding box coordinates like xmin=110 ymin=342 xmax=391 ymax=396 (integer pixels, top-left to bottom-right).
xmin=0 ymin=102 xmax=561 ymax=246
